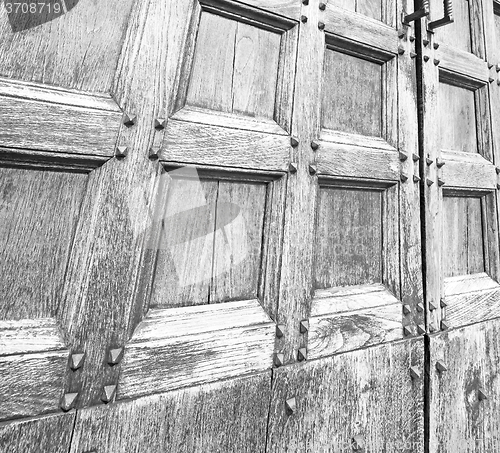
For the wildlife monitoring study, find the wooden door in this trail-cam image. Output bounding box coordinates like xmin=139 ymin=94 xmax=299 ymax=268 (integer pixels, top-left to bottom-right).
xmin=420 ymin=0 xmax=500 ymax=449
xmin=1 ymin=0 xmax=424 ymax=452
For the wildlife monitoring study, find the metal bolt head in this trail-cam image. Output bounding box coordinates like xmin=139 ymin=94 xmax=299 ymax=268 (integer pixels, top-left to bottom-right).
xmin=115 ymin=146 xmax=128 ymax=158
xmin=410 ymin=366 xmax=421 ymax=380
xmin=108 ymin=347 xmax=124 ymax=366
xmin=496 ymin=166 xmax=500 ymax=174
xmin=426 ymin=157 xmax=434 ymax=165
xmin=403 ymin=326 xmax=413 ymax=337
xmin=398 ymin=29 xmax=406 ymax=39
xmin=429 ymin=301 xmax=437 ymax=311
xmin=441 ymin=320 xmax=450 ymax=330
xmin=423 ymin=55 xmax=430 ymax=62
xmin=299 ymin=320 xmax=309 ymax=333
xmin=416 ymin=303 xmax=424 ymax=312
xmin=302 ymin=0 xmax=309 ymax=4
xmin=290 ymin=137 xmax=299 ymax=147
xmin=478 ymin=388 xmax=488 ymax=401
xmin=433 ymin=42 xmax=440 ymax=49
xmin=123 ymin=113 xmax=136 ymax=127
xmin=285 ymin=397 xmax=296 ymax=414
xmin=399 ymin=151 xmax=408 ymax=161
xmin=69 ymin=353 xmax=85 ymax=371
xmin=440 ymin=298 xmax=447 ymax=308
xmin=398 ymin=46 xmax=405 ymax=55
xmin=288 ymin=162 xmax=298 ymax=174
xmin=274 ymin=353 xmax=285 ymax=367
xmin=410 ymin=52 xmax=417 ymax=59
xmin=309 ymin=164 xmax=317 ymax=175
xmin=311 ymin=141 xmax=320 ymax=151
xmin=436 ymin=158 xmax=445 ymax=168
xmin=300 ymin=15 xmax=308 ymax=23
xmin=403 ymin=304 xmax=411 ymax=315
xmin=434 ymin=59 xmax=440 ymax=66
xmin=412 ymin=153 xmax=420 ymax=162
xmin=426 ymin=179 xmax=434 ymax=186
xmin=276 ymin=324 xmax=285 ymax=338
xmin=490 ymin=77 xmax=495 ymax=83
xmin=437 ymin=178 xmax=445 ymax=187
xmin=318 ymin=21 xmax=325 ymax=30
xmin=60 ymin=393 xmax=78 ymax=412
xmin=297 ymin=347 xmax=307 ymax=361
xmin=149 ymin=146 xmax=160 ymax=160
xmin=319 ymin=2 xmax=326 ymax=10
xmin=423 ymin=39 xmax=429 ymax=46
xmin=436 ymin=360 xmax=448 ymax=372
xmin=101 ymin=385 xmax=117 ymax=404
xmin=417 ymin=325 xmax=426 ymax=334
xmin=400 ymin=173 xmax=409 ymax=182
xmin=413 ymin=175 xmax=421 ymax=183
xmin=154 ymin=118 xmax=167 ymax=130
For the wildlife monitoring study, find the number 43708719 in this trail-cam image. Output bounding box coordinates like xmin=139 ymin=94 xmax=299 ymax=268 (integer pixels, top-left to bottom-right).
xmin=4 ymin=2 xmax=64 ymax=14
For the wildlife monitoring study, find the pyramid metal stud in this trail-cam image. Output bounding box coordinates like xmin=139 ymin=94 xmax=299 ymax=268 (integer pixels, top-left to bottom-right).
xmin=437 ymin=178 xmax=445 ymax=187
xmin=426 ymin=157 xmax=434 ymax=165
xmin=299 ymin=320 xmax=309 ymax=333
xmin=398 ymin=29 xmax=406 ymax=39
xmin=309 ymin=165 xmax=317 ymax=175
xmin=429 ymin=301 xmax=437 ymax=311
xmin=434 ymin=59 xmax=440 ymax=66
xmin=423 ymin=39 xmax=429 ymax=46
xmin=410 ymin=366 xmax=421 ymax=380
xmin=496 ymin=183 xmax=500 ymax=190
xmin=60 ymin=393 xmax=78 ymax=412
xmin=441 ymin=320 xmax=450 ymax=330
xmin=108 ymin=347 xmax=124 ymax=366
xmin=399 ymin=151 xmax=408 ymax=161
xmin=410 ymin=52 xmax=417 ymax=59
xmin=403 ymin=326 xmax=413 ymax=336
xmin=276 ymin=324 xmax=285 ymax=338
xmin=149 ymin=146 xmax=160 ymax=160
xmin=413 ymin=175 xmax=421 ymax=183
xmin=416 ymin=303 xmax=424 ymax=312
xmin=288 ymin=162 xmax=298 ymax=174
xmin=319 ymin=2 xmax=327 ymax=10
xmin=403 ymin=304 xmax=411 ymax=315
xmin=285 ymin=397 xmax=296 ymax=414
xmin=297 ymin=347 xmax=307 ymax=361
xmin=400 ymin=173 xmax=409 ymax=182
xmin=101 ymin=385 xmax=117 ymax=404
xmin=274 ymin=353 xmax=285 ymax=367
xmin=302 ymin=0 xmax=309 ymax=4
xmin=123 ymin=113 xmax=136 ymax=127
xmin=311 ymin=141 xmax=320 ymax=151
xmin=488 ymin=63 xmax=494 ymax=69
xmin=497 ymin=63 xmax=500 ymax=72
xmin=115 ymin=146 xmax=128 ymax=158
xmin=290 ymin=137 xmax=299 ymax=147
xmin=429 ymin=322 xmax=437 ymax=333
xmin=423 ymin=55 xmax=430 ymax=62
xmin=410 ymin=36 xmax=416 ymax=42
xmin=412 ymin=153 xmax=420 ymax=162
xmin=426 ymin=179 xmax=434 ymax=186
xmin=436 ymin=361 xmax=448 ymax=372
xmin=436 ymin=158 xmax=445 ymax=168
xmin=440 ymin=298 xmax=447 ymax=308
xmin=478 ymin=389 xmax=488 ymax=401
xmin=318 ymin=21 xmax=325 ymax=30
xmin=433 ymin=42 xmax=440 ymax=49
xmin=495 ymin=167 xmax=500 ymax=174
xmin=417 ymin=324 xmax=426 ymax=334
xmin=154 ymin=118 xmax=167 ymax=130
xmin=69 ymin=353 xmax=85 ymax=371
xmin=300 ymin=15 xmax=308 ymax=22
xmin=489 ymin=77 xmax=495 ymax=83
xmin=398 ymin=46 xmax=405 ymax=55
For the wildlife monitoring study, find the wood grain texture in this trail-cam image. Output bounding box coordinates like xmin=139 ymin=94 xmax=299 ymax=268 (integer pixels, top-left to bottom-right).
xmin=437 ymin=45 xmax=489 ymax=84
xmin=0 ymin=350 xmax=67 ymax=421
xmin=0 ymin=168 xmax=86 ymax=320
xmin=440 ymin=151 xmax=496 ymax=190
xmin=266 ymin=338 xmax=424 ymax=452
xmin=0 ymin=0 xmax=135 ymax=92
xmin=431 ymin=0 xmax=472 ymax=53
xmin=332 ymin=0 xmax=383 ymax=21
xmin=444 ymin=273 xmax=499 ymax=296
xmin=312 ymin=284 xmax=398 ymax=315
xmin=0 ymin=318 xmax=65 ymax=355
xmin=322 ymin=49 xmax=382 ymax=137
xmin=119 ymin=299 xmax=274 ymax=399
xmin=71 ymin=373 xmax=271 ymax=453
xmin=319 ymin=129 xmax=396 ymax=150
xmin=0 ymin=412 xmax=75 ymax=453
xmin=0 ymin=78 xmax=121 ymax=158
xmin=186 ymin=12 xmax=281 ymax=120
xmin=308 ymin=302 xmax=402 ymax=358
xmin=162 ymin=119 xmax=289 ymax=171
xmin=317 ymin=142 xmax=399 ymax=180
xmin=442 ymin=196 xmax=485 ymax=278
xmin=314 ymin=187 xmax=383 ymax=288
xmin=429 ymin=321 xmax=500 ymax=452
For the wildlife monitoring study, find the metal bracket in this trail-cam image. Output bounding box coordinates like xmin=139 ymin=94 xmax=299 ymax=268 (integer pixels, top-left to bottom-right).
xmin=403 ymin=0 xmax=430 ymax=25
xmin=428 ymin=0 xmax=454 ymax=30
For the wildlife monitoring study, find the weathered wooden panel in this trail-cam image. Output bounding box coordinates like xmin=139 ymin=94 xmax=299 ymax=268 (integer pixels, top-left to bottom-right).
xmin=71 ymin=373 xmax=271 ymax=453
xmin=440 ymin=151 xmax=496 ymax=190
xmin=119 ymin=299 xmax=274 ymax=399
xmin=0 ymin=78 xmax=122 ymax=159
xmin=266 ymin=338 xmax=424 ymax=452
xmin=314 ymin=187 xmax=383 ymax=288
xmin=0 ymin=0 xmax=135 ymax=92
xmin=0 ymin=168 xmax=86 ymax=320
xmin=429 ymin=321 xmax=500 ymax=452
xmin=437 ymin=46 xmax=489 ymax=84
xmin=438 ymin=82 xmax=477 ymax=153
xmin=186 ymin=12 xmax=281 ymax=120
xmin=431 ymin=0 xmax=472 ymax=53
xmin=0 ymin=412 xmax=75 ymax=453
xmin=322 ymin=49 xmax=382 ymax=137
xmin=330 ymin=0 xmax=382 ymax=21
xmin=442 ymin=196 xmax=484 ymax=277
